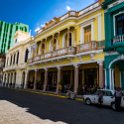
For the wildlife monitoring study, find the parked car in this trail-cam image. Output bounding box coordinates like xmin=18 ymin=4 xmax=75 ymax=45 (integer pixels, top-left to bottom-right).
xmin=83 ymin=89 xmax=124 ymax=110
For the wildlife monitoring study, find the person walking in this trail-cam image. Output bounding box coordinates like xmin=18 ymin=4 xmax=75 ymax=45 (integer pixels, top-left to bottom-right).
xmin=98 ymin=91 xmax=103 ymax=105
xmin=114 ymin=87 xmax=123 ymax=111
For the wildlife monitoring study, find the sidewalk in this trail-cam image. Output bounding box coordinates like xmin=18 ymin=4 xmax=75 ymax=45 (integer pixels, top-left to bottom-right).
xmin=0 ymin=100 xmax=67 ymax=124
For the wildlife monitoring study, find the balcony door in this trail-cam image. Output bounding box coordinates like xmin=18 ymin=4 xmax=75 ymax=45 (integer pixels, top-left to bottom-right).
xmin=115 ymin=13 xmax=124 ymax=35
xmin=84 ymin=25 xmax=91 ymax=43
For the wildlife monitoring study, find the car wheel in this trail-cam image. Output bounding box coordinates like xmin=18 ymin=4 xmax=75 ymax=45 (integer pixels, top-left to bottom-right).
xmin=85 ymin=98 xmax=91 ymax=105
xmin=111 ymin=102 xmax=116 ymax=110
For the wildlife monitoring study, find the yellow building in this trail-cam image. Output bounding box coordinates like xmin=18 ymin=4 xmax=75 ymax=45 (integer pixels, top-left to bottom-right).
xmin=3 ymin=0 xmax=105 ymax=95
xmin=3 ymin=31 xmax=33 ymax=88
xmin=27 ymin=1 xmax=105 ymax=94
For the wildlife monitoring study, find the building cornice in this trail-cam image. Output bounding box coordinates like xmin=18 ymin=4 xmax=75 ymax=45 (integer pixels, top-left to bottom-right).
xmin=35 ymin=2 xmax=102 ymax=40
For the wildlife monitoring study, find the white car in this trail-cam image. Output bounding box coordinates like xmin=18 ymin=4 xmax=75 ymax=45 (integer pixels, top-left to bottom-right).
xmin=83 ymin=89 xmax=124 ymax=110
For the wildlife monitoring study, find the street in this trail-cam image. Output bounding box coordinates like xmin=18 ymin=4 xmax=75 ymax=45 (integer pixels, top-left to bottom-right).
xmin=0 ymin=87 xmax=124 ymax=124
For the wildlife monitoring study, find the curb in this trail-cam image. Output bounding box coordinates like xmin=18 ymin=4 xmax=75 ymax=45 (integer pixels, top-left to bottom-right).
xmin=15 ymin=88 xmax=83 ymax=102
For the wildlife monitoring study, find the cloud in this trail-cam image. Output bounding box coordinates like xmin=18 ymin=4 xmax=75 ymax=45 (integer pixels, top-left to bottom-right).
xmin=66 ymin=5 xmax=72 ymax=11
xmin=41 ymin=24 xmax=45 ymax=27
xmin=35 ymin=27 xmax=40 ymax=32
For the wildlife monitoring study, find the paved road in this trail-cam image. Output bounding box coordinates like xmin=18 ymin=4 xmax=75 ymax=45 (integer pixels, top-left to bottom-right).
xmin=0 ymin=87 xmax=124 ymax=124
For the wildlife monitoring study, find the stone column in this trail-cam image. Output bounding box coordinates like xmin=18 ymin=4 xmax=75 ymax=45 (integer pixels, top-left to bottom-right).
xmin=74 ymin=64 xmax=79 ymax=94
xmin=56 ymin=67 xmax=61 ymax=94
xmin=24 ymin=71 xmax=28 ymax=89
xmin=43 ymin=68 xmax=48 ymax=92
xmin=33 ymin=69 xmax=37 ymax=90
xmin=108 ymin=68 xmax=114 ymax=90
xmin=104 ymin=68 xmax=109 ymax=89
xmin=111 ymin=69 xmax=115 ymax=90
xmin=98 ymin=62 xmax=104 ymax=88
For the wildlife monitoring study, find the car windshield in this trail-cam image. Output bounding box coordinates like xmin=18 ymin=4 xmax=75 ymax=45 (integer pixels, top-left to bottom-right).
xmin=95 ymin=90 xmax=104 ymax=95
xmin=105 ymin=91 xmax=113 ymax=96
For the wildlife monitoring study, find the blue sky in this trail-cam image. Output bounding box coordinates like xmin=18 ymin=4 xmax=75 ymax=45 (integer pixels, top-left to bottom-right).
xmin=0 ymin=0 xmax=95 ymax=35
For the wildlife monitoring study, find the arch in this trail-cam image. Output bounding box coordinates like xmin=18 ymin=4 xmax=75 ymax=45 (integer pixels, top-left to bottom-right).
xmin=13 ymin=72 xmax=16 ymax=88
xmin=21 ymin=71 xmax=25 ymax=88
xmin=10 ymin=73 xmax=13 ymax=87
xmin=28 ymin=70 xmax=35 ymax=89
xmin=109 ymin=55 xmax=124 ymax=69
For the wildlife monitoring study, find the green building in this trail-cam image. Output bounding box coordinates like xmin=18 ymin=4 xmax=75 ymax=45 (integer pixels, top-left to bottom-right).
xmin=0 ymin=21 xmax=29 ymax=53
xmin=102 ymin=0 xmax=124 ymax=90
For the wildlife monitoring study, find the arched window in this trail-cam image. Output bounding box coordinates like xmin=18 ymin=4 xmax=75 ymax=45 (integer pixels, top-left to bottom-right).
xmin=41 ymin=42 xmax=45 ymax=54
xmin=64 ymin=33 xmax=68 ymax=47
xmin=16 ymin=51 xmax=19 ymax=64
xmin=13 ymin=54 xmax=16 ymax=65
xmin=25 ymin=49 xmax=29 ymax=62
xmin=10 ymin=55 xmax=12 ymax=65
xmin=69 ymin=33 xmax=72 ymax=47
xmin=53 ymin=38 xmax=57 ymax=51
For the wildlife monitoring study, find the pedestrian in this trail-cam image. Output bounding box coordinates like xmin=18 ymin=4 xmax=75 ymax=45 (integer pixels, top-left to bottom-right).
xmin=114 ymin=87 xmax=123 ymax=111
xmin=98 ymin=91 xmax=103 ymax=105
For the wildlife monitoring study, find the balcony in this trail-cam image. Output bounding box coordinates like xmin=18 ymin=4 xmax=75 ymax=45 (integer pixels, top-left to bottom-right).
xmin=112 ymin=35 xmax=124 ymax=45
xmin=28 ymin=47 xmax=76 ymax=64
xmin=76 ymin=41 xmax=105 ymax=54
xmin=52 ymin=47 xmax=75 ymax=57
xmin=111 ymin=35 xmax=124 ymax=54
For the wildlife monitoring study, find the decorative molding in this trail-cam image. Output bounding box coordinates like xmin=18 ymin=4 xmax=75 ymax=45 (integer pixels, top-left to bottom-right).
xmin=108 ymin=0 xmax=124 ymax=9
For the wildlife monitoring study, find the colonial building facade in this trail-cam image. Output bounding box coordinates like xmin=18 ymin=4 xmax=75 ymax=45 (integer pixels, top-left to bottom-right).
xmin=3 ymin=31 xmax=33 ymax=88
xmin=3 ymin=0 xmax=105 ymax=94
xmin=103 ymin=0 xmax=124 ymax=90
xmin=27 ymin=1 xmax=105 ymax=94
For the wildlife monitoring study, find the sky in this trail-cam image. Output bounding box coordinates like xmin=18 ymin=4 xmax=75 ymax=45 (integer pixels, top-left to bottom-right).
xmin=0 ymin=0 xmax=96 ymax=35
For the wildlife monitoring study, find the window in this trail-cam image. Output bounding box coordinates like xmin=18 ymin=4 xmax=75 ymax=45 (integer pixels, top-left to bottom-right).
xmin=10 ymin=55 xmax=12 ymax=65
xmin=13 ymin=54 xmax=16 ymax=64
xmin=63 ymin=32 xmax=72 ymax=47
xmin=53 ymin=39 xmax=57 ymax=51
xmin=25 ymin=49 xmax=29 ymax=62
xmin=41 ymin=42 xmax=45 ymax=54
xmin=16 ymin=51 xmax=19 ymax=64
xmin=115 ymin=13 xmax=124 ymax=35
xmin=84 ymin=25 xmax=91 ymax=43
xmin=105 ymin=91 xmax=113 ymax=96
xmin=64 ymin=34 xmax=68 ymax=47
xmin=15 ymin=39 xmax=18 ymax=43
xmin=69 ymin=33 xmax=72 ymax=47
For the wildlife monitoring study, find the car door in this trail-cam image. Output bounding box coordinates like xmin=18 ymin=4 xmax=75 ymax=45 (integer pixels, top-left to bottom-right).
xmin=121 ymin=96 xmax=124 ymax=107
xmin=92 ymin=90 xmax=100 ymax=104
xmin=102 ymin=91 xmax=114 ymax=106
